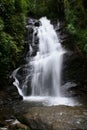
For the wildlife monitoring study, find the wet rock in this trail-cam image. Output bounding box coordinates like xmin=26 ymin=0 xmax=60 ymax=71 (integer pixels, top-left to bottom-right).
xmin=27 ymin=18 xmax=36 ymax=25
xmin=8 ymin=119 xmax=29 ymax=130
xmin=0 ymin=100 xmax=4 ymax=105
xmin=27 ymin=18 xmax=41 ymax=27
xmin=0 ymin=119 xmax=30 ymax=130
xmin=16 ymin=114 xmax=51 ymax=130
xmin=16 ymin=106 xmax=87 ymax=130
xmin=0 ymin=121 xmax=7 ymax=127
xmin=34 ymin=21 xmax=41 ymax=27
xmin=61 ymin=82 xmax=81 ymax=97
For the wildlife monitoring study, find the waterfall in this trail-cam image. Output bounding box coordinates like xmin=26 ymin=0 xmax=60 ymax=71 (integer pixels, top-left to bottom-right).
xmin=12 ymin=17 xmax=79 ymax=106
xmin=31 ymin=17 xmax=65 ymax=96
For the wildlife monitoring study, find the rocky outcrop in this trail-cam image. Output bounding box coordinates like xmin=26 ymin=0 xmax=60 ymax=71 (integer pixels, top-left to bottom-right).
xmin=54 ymin=20 xmax=87 ymax=98
xmin=16 ymin=106 xmax=87 ymax=130
xmin=25 ymin=18 xmax=41 ymax=57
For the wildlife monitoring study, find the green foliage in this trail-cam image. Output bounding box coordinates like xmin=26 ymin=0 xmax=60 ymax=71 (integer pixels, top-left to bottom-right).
xmin=0 ymin=0 xmax=27 ymax=85
xmin=66 ymin=23 xmax=76 ymax=34
xmin=27 ymin=0 xmax=64 ymax=18
xmin=0 ymin=32 xmax=18 ymax=79
xmin=15 ymin=0 xmax=27 ymax=13
xmin=0 ymin=18 xmax=4 ymax=31
xmin=75 ymin=29 xmax=87 ymax=54
xmin=64 ymin=0 xmax=87 ymax=55
xmin=27 ymin=0 xmax=48 ymax=17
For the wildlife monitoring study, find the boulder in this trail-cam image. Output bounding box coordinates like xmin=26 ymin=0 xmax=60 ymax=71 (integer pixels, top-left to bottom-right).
xmin=8 ymin=119 xmax=30 ymax=130
xmin=16 ymin=106 xmax=87 ymax=130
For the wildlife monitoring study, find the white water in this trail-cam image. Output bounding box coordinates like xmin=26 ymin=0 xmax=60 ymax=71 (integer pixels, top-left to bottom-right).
xmin=31 ymin=17 xmax=65 ymax=96
xmin=12 ymin=17 xmax=79 ymax=106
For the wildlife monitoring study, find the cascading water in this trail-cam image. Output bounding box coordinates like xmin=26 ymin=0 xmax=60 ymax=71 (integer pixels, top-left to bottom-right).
xmin=31 ymin=17 xmax=65 ymax=97
xmin=12 ymin=17 xmax=79 ymax=106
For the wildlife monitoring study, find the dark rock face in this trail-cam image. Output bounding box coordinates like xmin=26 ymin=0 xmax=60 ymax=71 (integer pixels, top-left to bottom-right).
xmin=34 ymin=21 xmax=41 ymax=27
xmin=0 ymin=84 xmax=23 ymax=129
xmin=53 ymin=20 xmax=87 ymax=99
xmin=62 ymin=40 xmax=87 ymax=98
xmin=0 ymin=84 xmax=22 ymax=106
xmin=25 ymin=18 xmax=40 ymax=57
